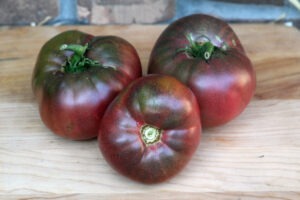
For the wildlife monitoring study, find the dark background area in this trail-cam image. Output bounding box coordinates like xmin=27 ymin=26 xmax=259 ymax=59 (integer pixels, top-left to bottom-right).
xmin=0 ymin=0 xmax=299 ymax=26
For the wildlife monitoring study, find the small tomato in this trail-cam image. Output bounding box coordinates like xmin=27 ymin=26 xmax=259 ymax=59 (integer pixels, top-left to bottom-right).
xmin=98 ymin=75 xmax=201 ymax=183
xmin=32 ymin=30 xmax=142 ymax=140
xmin=148 ymin=14 xmax=256 ymax=127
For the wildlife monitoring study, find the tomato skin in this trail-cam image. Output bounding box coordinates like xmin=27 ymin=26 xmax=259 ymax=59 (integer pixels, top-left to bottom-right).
xmin=148 ymin=14 xmax=256 ymax=127
xmin=32 ymin=30 xmax=142 ymax=140
xmin=98 ymin=75 xmax=201 ymax=183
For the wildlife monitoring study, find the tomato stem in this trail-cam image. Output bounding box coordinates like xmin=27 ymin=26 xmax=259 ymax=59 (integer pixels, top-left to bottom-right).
xmin=140 ymin=124 xmax=161 ymax=145
xmin=60 ymin=43 xmax=100 ymax=73
xmin=177 ymin=34 xmax=217 ymax=61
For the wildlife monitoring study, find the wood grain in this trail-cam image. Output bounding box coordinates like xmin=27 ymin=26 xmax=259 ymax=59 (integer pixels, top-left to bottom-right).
xmin=0 ymin=24 xmax=300 ymax=199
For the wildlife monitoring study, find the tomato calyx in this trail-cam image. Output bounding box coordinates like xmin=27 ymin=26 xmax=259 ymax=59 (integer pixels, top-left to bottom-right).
xmin=140 ymin=124 xmax=162 ymax=145
xmin=177 ymin=34 xmax=223 ymax=61
xmin=60 ymin=43 xmax=100 ymax=73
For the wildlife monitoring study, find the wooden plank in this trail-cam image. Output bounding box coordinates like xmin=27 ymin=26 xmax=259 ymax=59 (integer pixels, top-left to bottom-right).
xmin=0 ymin=24 xmax=300 ymax=199
xmin=1 ymin=100 xmax=300 ymax=193
xmin=2 ymin=192 xmax=300 ymax=200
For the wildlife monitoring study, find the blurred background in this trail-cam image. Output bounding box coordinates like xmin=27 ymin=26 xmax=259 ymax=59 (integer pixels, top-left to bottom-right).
xmin=0 ymin=0 xmax=300 ymax=27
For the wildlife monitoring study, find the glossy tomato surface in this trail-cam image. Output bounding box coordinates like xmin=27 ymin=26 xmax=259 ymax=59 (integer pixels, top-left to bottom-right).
xmin=98 ymin=75 xmax=201 ymax=183
xmin=148 ymin=14 xmax=256 ymax=127
xmin=32 ymin=30 xmax=142 ymax=140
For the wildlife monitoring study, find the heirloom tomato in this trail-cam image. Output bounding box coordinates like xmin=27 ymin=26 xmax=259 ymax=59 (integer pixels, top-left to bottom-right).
xmin=148 ymin=14 xmax=256 ymax=127
xmin=32 ymin=30 xmax=142 ymax=140
xmin=98 ymin=75 xmax=201 ymax=183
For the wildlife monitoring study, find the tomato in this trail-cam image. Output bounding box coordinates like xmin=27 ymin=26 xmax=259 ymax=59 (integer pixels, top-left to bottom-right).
xmin=148 ymin=14 xmax=256 ymax=127
xmin=98 ymin=75 xmax=201 ymax=183
xmin=32 ymin=30 xmax=142 ymax=140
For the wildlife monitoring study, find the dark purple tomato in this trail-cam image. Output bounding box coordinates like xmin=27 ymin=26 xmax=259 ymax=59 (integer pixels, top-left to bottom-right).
xmin=98 ymin=75 xmax=201 ymax=183
xmin=148 ymin=14 xmax=256 ymax=127
xmin=32 ymin=30 xmax=142 ymax=140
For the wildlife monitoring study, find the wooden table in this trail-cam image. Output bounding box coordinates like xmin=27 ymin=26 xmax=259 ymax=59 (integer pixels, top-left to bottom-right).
xmin=0 ymin=24 xmax=300 ymax=199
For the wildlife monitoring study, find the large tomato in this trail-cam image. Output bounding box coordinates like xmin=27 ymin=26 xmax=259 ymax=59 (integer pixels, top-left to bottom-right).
xmin=32 ymin=30 xmax=142 ymax=140
xmin=148 ymin=14 xmax=256 ymax=127
xmin=98 ymin=75 xmax=201 ymax=183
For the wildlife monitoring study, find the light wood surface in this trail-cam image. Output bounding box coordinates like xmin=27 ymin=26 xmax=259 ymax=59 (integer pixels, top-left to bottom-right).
xmin=0 ymin=24 xmax=300 ymax=199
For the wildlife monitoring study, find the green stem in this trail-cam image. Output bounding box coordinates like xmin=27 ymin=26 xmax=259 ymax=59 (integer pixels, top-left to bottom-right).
xmin=201 ymin=42 xmax=215 ymax=60
xmin=177 ymin=34 xmax=217 ymax=61
xmin=60 ymin=43 xmax=88 ymax=56
xmin=60 ymin=43 xmax=100 ymax=73
xmin=140 ymin=124 xmax=161 ymax=145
